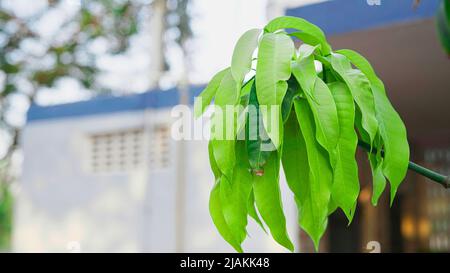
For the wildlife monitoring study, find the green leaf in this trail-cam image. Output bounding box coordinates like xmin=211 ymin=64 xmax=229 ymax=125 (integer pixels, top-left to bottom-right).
xmin=329 ymin=53 xmax=378 ymax=146
xmin=281 ymin=110 xmax=309 ymax=230
xmin=246 ymin=81 xmax=274 ymax=172
xmin=264 ymin=16 xmax=332 ymax=55
xmin=436 ymin=0 xmax=450 ymax=55
xmin=231 ymin=29 xmax=262 ymax=86
xmin=194 ymin=68 xmax=229 ymax=118
xmin=212 ymin=70 xmax=239 ymax=180
xmin=255 ymin=32 xmax=294 ymax=149
xmin=291 ymin=44 xmax=339 ymax=155
xmin=328 ymin=82 xmax=360 ymax=222
xmin=247 ymin=189 xmax=267 ymax=233
xmin=355 ymin=112 xmax=385 ymax=206
xmin=208 ymin=140 xmax=221 ymax=179
xmin=289 ymin=31 xmax=322 ymax=50
xmin=209 ymin=180 xmax=243 ymax=252
xmin=220 ymin=141 xmax=253 ymax=246
xmin=281 ymin=76 xmax=300 ymax=123
xmin=336 ymin=49 xmax=409 ymax=204
xmin=252 ymin=152 xmax=294 ymax=251
xmin=293 ymin=98 xmax=332 ymax=250
xmin=369 ymin=139 xmax=386 ymax=206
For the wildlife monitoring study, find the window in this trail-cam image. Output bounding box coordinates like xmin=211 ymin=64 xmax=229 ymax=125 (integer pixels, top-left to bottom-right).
xmin=89 ymin=128 xmax=144 ymax=173
xmin=148 ymin=124 xmax=171 ymax=170
xmin=424 ymin=148 xmax=450 ymax=252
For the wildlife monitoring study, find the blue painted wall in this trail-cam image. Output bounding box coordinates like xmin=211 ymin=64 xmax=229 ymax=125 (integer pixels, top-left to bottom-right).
xmin=27 ymin=86 xmax=204 ymax=122
xmin=286 ymin=0 xmax=440 ymax=36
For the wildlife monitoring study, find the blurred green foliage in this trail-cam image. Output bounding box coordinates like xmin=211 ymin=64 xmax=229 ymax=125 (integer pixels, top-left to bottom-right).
xmin=0 ymin=184 xmax=12 ymax=251
xmin=436 ymin=0 xmax=450 ymax=55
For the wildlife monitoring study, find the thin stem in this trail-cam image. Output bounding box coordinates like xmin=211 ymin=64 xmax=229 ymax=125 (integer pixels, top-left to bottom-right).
xmin=357 ymin=140 xmax=449 ymax=189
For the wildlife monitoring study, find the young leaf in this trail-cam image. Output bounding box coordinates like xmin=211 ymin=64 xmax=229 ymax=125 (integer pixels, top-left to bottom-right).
xmin=220 ymin=141 xmax=253 ymax=246
xmin=336 ymin=49 xmax=409 ymax=204
xmin=246 ymin=82 xmax=274 ymax=172
xmin=281 ymin=110 xmax=309 ymax=230
xmin=289 ymin=32 xmax=322 ymax=51
xmin=281 ymin=76 xmax=300 ymax=123
xmin=194 ymin=68 xmax=229 ymax=118
xmin=293 ymin=98 xmax=332 ymax=250
xmin=264 ymin=16 xmax=332 ymax=55
xmin=231 ymin=28 xmax=262 ymax=86
xmin=209 ymin=180 xmax=243 ymax=252
xmin=330 ymin=53 xmax=378 ymax=146
xmin=208 ymin=140 xmax=221 ymax=179
xmin=247 ymin=189 xmax=267 ymax=233
xmin=212 ymin=70 xmax=239 ymax=180
xmin=252 ymin=152 xmax=294 ymax=251
xmin=369 ymin=139 xmax=386 ymax=206
xmin=255 ymin=32 xmax=294 ymax=149
xmin=328 ymin=82 xmax=360 ymax=222
xmin=355 ymin=112 xmax=386 ymax=205
xmin=291 ymin=44 xmax=339 ymax=156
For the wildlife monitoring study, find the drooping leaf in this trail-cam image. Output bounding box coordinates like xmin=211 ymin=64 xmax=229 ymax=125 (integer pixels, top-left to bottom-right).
xmin=239 ymin=77 xmax=255 ymax=97
xmin=328 ymin=82 xmax=360 ymax=222
xmin=369 ymin=135 xmax=386 ymax=206
xmin=336 ymin=49 xmax=409 ymax=204
xmin=291 ymin=44 xmax=339 ymax=156
xmin=293 ymin=98 xmax=332 ymax=250
xmin=252 ymin=152 xmax=294 ymax=251
xmin=208 ymin=140 xmax=221 ymax=179
xmin=255 ymin=32 xmax=294 ymax=149
xmin=289 ymin=31 xmax=322 ymax=50
xmin=330 ymin=53 xmax=378 ymax=146
xmin=220 ymin=141 xmax=253 ymax=246
xmin=355 ymin=112 xmax=386 ymax=206
xmin=246 ymin=81 xmax=274 ymax=172
xmin=194 ymin=67 xmax=229 ymax=118
xmin=212 ymin=70 xmax=239 ymax=180
xmin=281 ymin=110 xmax=309 ymax=228
xmin=264 ymin=16 xmax=332 ymax=55
xmin=247 ymin=189 xmax=267 ymax=233
xmin=281 ymin=110 xmax=307 ymax=204
xmin=209 ymin=180 xmax=243 ymax=252
xmin=281 ymin=76 xmax=300 ymax=123
xmin=231 ymin=29 xmax=262 ymax=86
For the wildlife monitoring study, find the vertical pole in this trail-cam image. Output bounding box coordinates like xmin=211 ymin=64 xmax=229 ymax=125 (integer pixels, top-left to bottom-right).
xmin=175 ymin=47 xmax=190 ymax=253
xmin=148 ymin=0 xmax=167 ymax=89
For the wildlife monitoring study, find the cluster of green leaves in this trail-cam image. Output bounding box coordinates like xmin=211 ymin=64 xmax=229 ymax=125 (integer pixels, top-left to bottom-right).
xmin=195 ymin=16 xmax=410 ymax=252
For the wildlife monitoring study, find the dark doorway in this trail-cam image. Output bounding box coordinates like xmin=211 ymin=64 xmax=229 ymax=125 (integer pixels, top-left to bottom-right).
xmin=389 ymin=194 xmax=404 ymax=252
xmin=328 ymin=208 xmax=361 ymax=253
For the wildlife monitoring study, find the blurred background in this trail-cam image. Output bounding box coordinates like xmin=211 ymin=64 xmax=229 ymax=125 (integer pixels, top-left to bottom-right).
xmin=0 ymin=0 xmax=449 ymax=253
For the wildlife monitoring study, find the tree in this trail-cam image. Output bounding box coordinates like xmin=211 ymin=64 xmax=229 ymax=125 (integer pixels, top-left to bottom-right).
xmin=0 ymin=0 xmax=192 ymax=180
